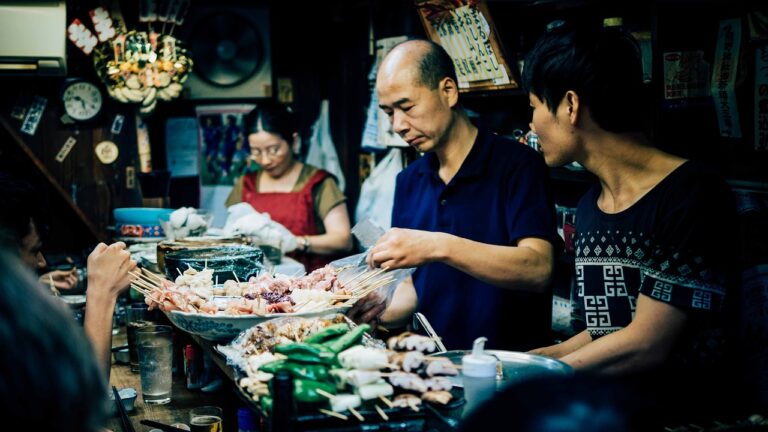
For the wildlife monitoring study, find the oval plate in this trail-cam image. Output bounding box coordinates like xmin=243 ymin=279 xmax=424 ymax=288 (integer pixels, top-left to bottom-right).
xmin=166 ymin=304 xmax=351 ymax=342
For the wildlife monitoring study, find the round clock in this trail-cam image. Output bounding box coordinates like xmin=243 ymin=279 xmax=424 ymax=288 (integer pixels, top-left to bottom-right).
xmin=61 ymin=80 xmax=103 ymax=122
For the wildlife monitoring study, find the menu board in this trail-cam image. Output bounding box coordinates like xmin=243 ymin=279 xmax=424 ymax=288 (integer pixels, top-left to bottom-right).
xmin=415 ymin=0 xmax=517 ymax=92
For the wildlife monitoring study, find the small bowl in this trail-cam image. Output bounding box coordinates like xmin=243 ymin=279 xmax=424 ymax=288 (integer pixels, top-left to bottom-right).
xmin=113 ymin=347 xmax=130 ymax=364
xmin=109 ymin=387 xmax=137 ymax=415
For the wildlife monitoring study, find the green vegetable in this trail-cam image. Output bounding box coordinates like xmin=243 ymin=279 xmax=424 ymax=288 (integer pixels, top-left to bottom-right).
xmin=260 ymin=395 xmax=273 ymax=413
xmin=303 ymin=324 xmax=350 ymax=344
xmin=324 ymin=324 xmax=371 ymax=353
xmin=294 ymin=379 xmax=337 ymax=403
xmin=274 ymin=342 xmax=336 ymax=365
xmin=259 ymin=359 xmax=330 ymax=382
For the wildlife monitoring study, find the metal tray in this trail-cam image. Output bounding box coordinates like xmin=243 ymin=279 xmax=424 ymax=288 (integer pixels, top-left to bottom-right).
xmin=431 ymin=350 xmax=573 ymax=416
xmin=234 ymin=378 xmax=465 ymax=431
xmin=431 ymin=350 xmax=573 ymax=388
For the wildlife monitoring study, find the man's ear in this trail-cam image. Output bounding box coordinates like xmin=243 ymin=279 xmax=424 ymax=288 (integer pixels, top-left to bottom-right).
xmin=440 ymin=77 xmax=460 ymax=108
xmin=564 ymin=90 xmax=581 ymax=125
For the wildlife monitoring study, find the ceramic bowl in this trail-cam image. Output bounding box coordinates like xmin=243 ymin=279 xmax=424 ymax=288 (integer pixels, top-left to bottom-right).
xmin=165 ymin=299 xmax=351 ymax=342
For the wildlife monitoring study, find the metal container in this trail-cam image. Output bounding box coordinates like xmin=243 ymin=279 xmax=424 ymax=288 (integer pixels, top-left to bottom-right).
xmin=163 ymin=245 xmax=264 ymax=283
xmin=432 ymin=350 xmax=573 ymax=417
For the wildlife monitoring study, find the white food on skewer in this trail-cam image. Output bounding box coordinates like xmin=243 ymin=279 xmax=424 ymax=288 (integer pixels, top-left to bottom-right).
xmin=389 ymin=350 xmax=425 ymax=373
xmin=338 ymin=346 xmax=390 ymax=371
xmin=424 ymin=376 xmax=453 ymax=391
xmin=346 ymin=370 xmax=382 ymax=387
xmin=425 ymin=357 xmax=459 ymax=376
xmin=357 ymin=381 xmax=394 ymax=400
xmin=329 ymin=394 xmax=362 ymax=412
xmin=387 ymin=332 xmax=437 ymax=353
xmin=387 ymin=371 xmax=428 ymax=393
xmin=392 ymin=393 xmax=422 ymax=410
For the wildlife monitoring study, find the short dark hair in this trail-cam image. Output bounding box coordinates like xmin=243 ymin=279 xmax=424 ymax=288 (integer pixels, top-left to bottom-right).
xmin=522 ymin=23 xmax=646 ymax=133
xmin=414 ymin=40 xmax=458 ymax=89
xmin=0 ymin=249 xmax=107 ymax=431
xmin=0 ymin=172 xmax=40 ymax=247
xmin=243 ymin=102 xmax=297 ymax=143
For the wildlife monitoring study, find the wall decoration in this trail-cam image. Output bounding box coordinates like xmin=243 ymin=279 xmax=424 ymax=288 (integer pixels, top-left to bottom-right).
xmin=67 ymin=2 xmax=193 ymax=115
xmin=415 ymin=0 xmax=517 ymax=92
xmin=195 ymin=104 xmax=255 ymax=187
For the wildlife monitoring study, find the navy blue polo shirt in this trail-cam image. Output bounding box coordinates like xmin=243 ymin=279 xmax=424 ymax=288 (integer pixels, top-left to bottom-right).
xmin=392 ymin=129 xmax=557 ymax=351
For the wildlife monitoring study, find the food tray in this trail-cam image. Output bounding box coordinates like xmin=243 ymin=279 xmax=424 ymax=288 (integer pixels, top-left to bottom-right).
xmin=234 ymin=374 xmax=465 ymax=431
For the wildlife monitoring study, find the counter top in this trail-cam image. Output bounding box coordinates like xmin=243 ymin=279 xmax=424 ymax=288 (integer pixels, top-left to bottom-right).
xmin=107 ymin=329 xmax=242 ymax=432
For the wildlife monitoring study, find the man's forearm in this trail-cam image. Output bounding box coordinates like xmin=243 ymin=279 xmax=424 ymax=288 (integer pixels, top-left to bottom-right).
xmin=439 ymin=234 xmax=553 ymax=292
xmin=380 ymin=278 xmax=417 ymax=328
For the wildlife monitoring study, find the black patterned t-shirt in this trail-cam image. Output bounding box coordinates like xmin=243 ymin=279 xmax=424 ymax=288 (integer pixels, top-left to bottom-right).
xmin=574 ymin=161 xmax=737 ymax=367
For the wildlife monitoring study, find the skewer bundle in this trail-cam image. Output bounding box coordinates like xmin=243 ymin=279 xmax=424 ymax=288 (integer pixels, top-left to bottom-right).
xmin=130 ymin=265 xmax=397 ymax=316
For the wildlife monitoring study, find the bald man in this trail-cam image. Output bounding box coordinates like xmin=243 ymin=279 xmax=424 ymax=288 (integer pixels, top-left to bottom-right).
xmin=354 ymin=40 xmax=559 ymax=350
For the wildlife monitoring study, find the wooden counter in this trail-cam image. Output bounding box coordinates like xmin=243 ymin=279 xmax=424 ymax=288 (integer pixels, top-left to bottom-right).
xmin=107 ymin=330 xmax=243 ymax=432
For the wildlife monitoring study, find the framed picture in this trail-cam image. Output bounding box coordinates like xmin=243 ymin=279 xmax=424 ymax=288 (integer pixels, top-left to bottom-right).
xmin=195 ymin=104 xmax=255 ymax=227
xmin=195 ymin=104 xmax=255 ymax=187
xmin=415 ymin=0 xmax=517 ymax=92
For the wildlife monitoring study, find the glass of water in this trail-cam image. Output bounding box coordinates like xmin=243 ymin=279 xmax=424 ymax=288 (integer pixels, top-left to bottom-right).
xmin=137 ymin=325 xmax=173 ymax=405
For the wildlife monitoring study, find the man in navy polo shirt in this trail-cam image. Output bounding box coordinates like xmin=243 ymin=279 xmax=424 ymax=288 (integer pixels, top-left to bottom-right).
xmin=358 ymin=40 xmax=559 ymax=351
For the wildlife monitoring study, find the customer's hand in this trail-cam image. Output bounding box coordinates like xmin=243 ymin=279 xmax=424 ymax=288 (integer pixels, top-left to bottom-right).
xmin=39 ymin=268 xmax=79 ymax=291
xmin=86 ymin=242 xmax=136 ymax=302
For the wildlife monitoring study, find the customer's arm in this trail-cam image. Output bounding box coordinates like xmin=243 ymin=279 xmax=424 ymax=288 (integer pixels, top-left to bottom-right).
xmin=367 ymin=229 xmax=553 ymax=292
xmin=529 ymin=330 xmax=592 ymax=359
xmin=83 ymin=242 xmax=136 ymax=378
xmin=559 ymin=295 xmax=688 ymax=374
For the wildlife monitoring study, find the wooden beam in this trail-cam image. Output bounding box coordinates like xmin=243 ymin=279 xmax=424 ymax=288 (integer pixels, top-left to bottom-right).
xmin=0 ymin=114 xmax=104 ymax=242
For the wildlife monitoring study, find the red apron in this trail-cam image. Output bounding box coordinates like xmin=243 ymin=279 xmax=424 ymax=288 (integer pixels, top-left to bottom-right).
xmin=242 ymin=169 xmax=333 ymax=272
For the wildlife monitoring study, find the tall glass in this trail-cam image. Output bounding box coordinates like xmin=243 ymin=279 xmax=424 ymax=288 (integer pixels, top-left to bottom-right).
xmin=127 ymin=303 xmax=155 ymax=372
xmin=137 ymin=325 xmax=173 ymax=405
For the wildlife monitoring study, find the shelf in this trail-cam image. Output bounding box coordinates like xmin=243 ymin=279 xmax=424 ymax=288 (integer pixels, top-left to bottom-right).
xmin=0 ymin=114 xmax=103 ymax=242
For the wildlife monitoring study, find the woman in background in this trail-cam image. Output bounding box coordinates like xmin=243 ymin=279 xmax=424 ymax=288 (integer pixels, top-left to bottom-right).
xmin=226 ymin=103 xmax=352 ymax=271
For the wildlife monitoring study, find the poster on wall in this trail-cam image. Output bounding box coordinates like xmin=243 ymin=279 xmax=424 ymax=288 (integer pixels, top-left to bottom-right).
xmin=415 ymin=0 xmax=517 ymax=92
xmin=195 ymin=104 xmax=255 ymax=226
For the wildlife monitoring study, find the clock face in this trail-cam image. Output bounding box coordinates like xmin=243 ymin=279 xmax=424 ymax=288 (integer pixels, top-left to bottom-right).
xmin=62 ymin=81 xmax=103 ymax=121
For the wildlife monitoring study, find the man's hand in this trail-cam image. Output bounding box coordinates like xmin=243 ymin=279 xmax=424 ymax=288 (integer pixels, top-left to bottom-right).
xmin=39 ymin=268 xmax=79 ymax=291
xmin=347 ymin=291 xmax=387 ymax=329
xmin=86 ymin=242 xmax=136 ymax=301
xmin=367 ymin=228 xmax=442 ymax=270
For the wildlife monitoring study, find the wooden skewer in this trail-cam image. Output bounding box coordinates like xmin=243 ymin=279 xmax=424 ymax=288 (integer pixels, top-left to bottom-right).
xmin=129 ymin=271 xmax=162 ymax=288
xmin=48 ymin=274 xmax=60 ymax=297
xmin=232 ymin=271 xmax=241 ymax=284
xmin=315 ymin=388 xmax=336 ymax=400
xmin=177 ymin=268 xmax=183 ymax=277
xmin=318 ymin=408 xmax=348 ymax=420
xmin=408 ymin=400 xmax=420 ymax=412
xmin=375 ymin=405 xmax=389 ymax=421
xmin=378 ymin=395 xmax=394 ymax=408
xmin=140 ymin=268 xmax=166 ymax=283
xmin=348 ymin=406 xmax=364 ymax=422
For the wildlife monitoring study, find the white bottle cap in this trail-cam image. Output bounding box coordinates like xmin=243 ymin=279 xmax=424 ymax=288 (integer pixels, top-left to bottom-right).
xmin=462 ymin=337 xmax=497 ymax=378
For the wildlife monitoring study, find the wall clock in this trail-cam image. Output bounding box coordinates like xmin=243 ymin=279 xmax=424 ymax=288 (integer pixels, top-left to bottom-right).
xmin=61 ymin=79 xmax=103 ymax=122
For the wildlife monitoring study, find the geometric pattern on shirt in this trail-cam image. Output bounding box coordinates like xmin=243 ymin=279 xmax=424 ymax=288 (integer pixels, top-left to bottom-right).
xmin=575 ymin=228 xmax=723 ymax=338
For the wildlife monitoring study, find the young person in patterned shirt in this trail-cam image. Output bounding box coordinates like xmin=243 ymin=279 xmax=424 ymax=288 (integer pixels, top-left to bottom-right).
xmin=522 ymin=22 xmax=742 ymax=422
